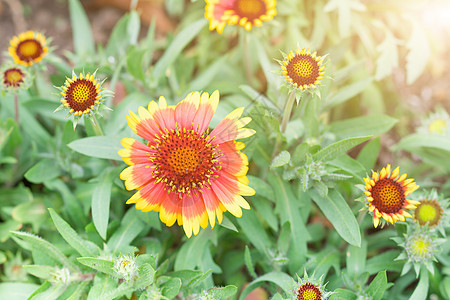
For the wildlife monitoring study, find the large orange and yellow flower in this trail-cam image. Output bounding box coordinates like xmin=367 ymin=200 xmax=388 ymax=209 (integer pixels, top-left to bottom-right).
xmin=205 ymin=0 xmax=276 ymax=34
xmin=118 ymin=91 xmax=255 ymax=237
xmin=364 ymin=164 xmax=420 ymax=228
xmin=8 ymin=31 xmax=49 ymax=66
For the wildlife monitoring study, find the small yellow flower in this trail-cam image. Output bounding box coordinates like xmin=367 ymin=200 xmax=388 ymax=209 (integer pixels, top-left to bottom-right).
xmin=415 ymin=199 xmax=443 ymax=227
xmin=8 ymin=31 xmax=49 ymax=67
xmin=205 ymin=0 xmax=276 ymax=33
xmin=280 ymin=48 xmax=325 ymax=91
xmin=1 ymin=64 xmax=30 ymax=93
xmin=364 ymin=164 xmax=420 ymax=228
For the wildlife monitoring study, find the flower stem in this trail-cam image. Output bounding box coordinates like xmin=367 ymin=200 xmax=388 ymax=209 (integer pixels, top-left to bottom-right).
xmin=272 ymin=91 xmax=297 ymax=158
xmin=280 ymin=91 xmax=296 ymax=133
xmin=243 ymin=32 xmax=253 ymax=86
xmin=90 ymin=114 xmax=104 ymax=136
xmin=14 ymin=93 xmax=19 ymax=124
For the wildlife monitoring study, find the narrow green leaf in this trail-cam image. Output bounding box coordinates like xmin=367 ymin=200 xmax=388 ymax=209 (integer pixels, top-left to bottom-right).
xmin=174 ymin=229 xmax=212 ymax=271
xmin=309 ymin=190 xmax=361 ymax=246
xmin=77 ymin=257 xmax=115 ymax=277
xmin=271 ymin=150 xmax=291 ymax=168
xmin=48 ymin=208 xmax=100 ymax=257
xmin=395 ymin=133 xmax=450 ymax=152
xmin=23 ymin=265 xmax=53 ymax=280
xmin=68 ymin=136 xmax=123 ymax=161
xmin=11 ymin=231 xmax=78 ymax=271
xmin=68 ymin=0 xmax=95 ymax=58
xmin=410 ymin=268 xmax=429 ymax=300
xmin=152 ymin=19 xmax=207 ymax=80
xmin=366 ymin=270 xmax=387 ymax=300
xmin=375 ymin=31 xmax=398 ymax=80
xmin=236 ymin=210 xmax=271 ymax=256
xmin=244 ymin=246 xmax=257 ymax=279
xmin=0 ymin=282 xmax=40 ymax=300
xmin=127 ymin=47 xmax=147 ymax=81
xmin=329 ymin=114 xmax=397 ymax=139
xmin=66 ymin=281 xmax=90 ymax=300
xmin=92 ymin=169 xmax=115 ymax=240
xmin=268 ymin=173 xmax=310 ymax=273
xmin=238 ymin=272 xmax=292 ymax=300
xmin=312 ymin=136 xmax=371 ymax=162
xmin=330 ymin=289 xmax=357 ymax=300
xmin=346 ymin=240 xmax=367 ymax=278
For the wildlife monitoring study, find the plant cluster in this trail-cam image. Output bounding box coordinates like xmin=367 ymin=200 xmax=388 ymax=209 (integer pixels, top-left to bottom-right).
xmin=0 ymin=0 xmax=449 ymax=299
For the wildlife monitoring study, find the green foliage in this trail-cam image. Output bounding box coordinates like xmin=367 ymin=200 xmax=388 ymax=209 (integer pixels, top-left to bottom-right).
xmin=0 ymin=0 xmax=448 ymax=299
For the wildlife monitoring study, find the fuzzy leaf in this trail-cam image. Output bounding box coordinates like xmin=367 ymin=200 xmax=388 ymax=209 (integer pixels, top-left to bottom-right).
xmin=366 ymin=270 xmax=387 ymax=300
xmin=395 ymin=133 xmax=450 ymax=152
xmin=329 ymin=114 xmax=397 ymax=139
xmin=68 ymin=0 xmax=95 ymax=58
xmin=92 ymin=169 xmax=115 ymax=240
xmin=49 ymin=208 xmax=100 ymax=257
xmin=77 ymin=257 xmax=115 ymax=277
xmin=313 ymin=136 xmax=371 ymax=162
xmin=244 ymin=246 xmax=257 ymax=279
xmin=271 ymin=150 xmax=291 ymax=168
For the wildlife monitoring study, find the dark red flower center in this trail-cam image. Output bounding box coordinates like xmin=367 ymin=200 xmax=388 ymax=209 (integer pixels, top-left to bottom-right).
xmin=65 ymin=79 xmax=98 ymax=112
xmin=371 ymin=178 xmax=406 ymax=214
xmin=151 ymin=128 xmax=222 ymax=197
xmin=233 ymin=0 xmax=267 ymax=21
xmin=3 ymin=68 xmax=24 ymax=87
xmin=16 ymin=39 xmax=44 ymax=62
xmin=297 ymin=282 xmax=322 ymax=300
xmin=286 ymin=54 xmax=320 ymax=87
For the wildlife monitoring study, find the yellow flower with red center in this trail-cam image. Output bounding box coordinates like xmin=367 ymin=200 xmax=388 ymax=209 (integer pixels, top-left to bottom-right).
xmin=118 ymin=90 xmax=256 ymax=237
xmin=364 ymin=164 xmax=420 ymax=228
xmin=281 ymin=48 xmax=325 ymax=91
xmin=205 ymin=0 xmax=276 ymax=33
xmin=8 ymin=31 xmax=49 ymax=67
xmin=1 ymin=65 xmax=30 ymax=93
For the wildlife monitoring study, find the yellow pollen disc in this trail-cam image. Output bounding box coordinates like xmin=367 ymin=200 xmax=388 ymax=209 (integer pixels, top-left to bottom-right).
xmin=168 ymin=146 xmax=201 ymax=175
xmin=418 ymin=204 xmax=436 ymax=222
xmin=302 ymin=289 xmax=319 ymax=300
xmin=72 ymin=83 xmax=92 ymax=103
xmin=428 ymin=119 xmax=446 ymax=134
xmin=415 ymin=200 xmax=442 ymax=226
xmin=233 ymin=0 xmax=266 ymax=21
xmin=5 ymin=70 xmax=23 ymax=85
xmin=18 ymin=40 xmax=39 ymax=57
xmin=412 ymin=239 xmax=429 ymax=256
xmin=294 ymin=59 xmax=314 ymax=78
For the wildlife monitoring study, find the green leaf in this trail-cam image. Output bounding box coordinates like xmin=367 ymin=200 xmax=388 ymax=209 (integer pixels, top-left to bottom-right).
xmin=23 ymin=265 xmax=54 ymax=280
xmin=106 ymin=14 xmax=131 ymax=57
xmin=375 ymin=30 xmax=398 ymax=80
xmin=92 ymin=169 xmax=115 ymax=240
xmin=238 ymin=272 xmax=292 ymax=300
xmin=127 ymin=46 xmax=147 ymax=81
xmin=174 ymin=229 xmax=213 ymax=271
xmin=410 ymin=268 xmax=429 ymax=300
xmin=0 ymin=282 xmax=40 ymax=300
xmin=48 ymin=208 xmax=100 ymax=257
xmin=406 ymin=20 xmax=430 ymax=84
xmin=323 ymin=77 xmax=373 ymax=110
xmin=346 ymin=240 xmax=367 ymax=278
xmin=67 ymin=136 xmax=123 ymax=161
xmin=366 ymin=270 xmax=387 ymax=300
xmin=313 ymin=136 xmax=371 ymax=162
xmin=271 ymin=150 xmax=291 ymax=168
xmin=107 ymin=209 xmax=146 ymax=255
xmin=330 ymin=289 xmax=357 ymax=300
xmin=268 ymin=173 xmax=310 ymax=273
xmin=357 ymin=137 xmax=380 ymax=170
xmin=394 ymin=133 xmax=450 ymax=152
xmin=77 ymin=257 xmax=115 ymax=276
xmin=11 ymin=200 xmax=47 ymax=232
xmin=159 ymin=277 xmax=182 ymax=299
xmin=309 ymin=190 xmax=361 ymax=246
xmin=244 ymin=246 xmax=257 ymax=279
xmin=68 ymin=0 xmax=95 ymax=59
xmin=236 ymin=210 xmax=271 ymax=256
xmin=247 ymin=176 xmax=274 ymax=200
xmin=11 ymin=231 xmax=78 ymax=271
xmin=24 ymin=158 xmax=61 ymax=184
xmin=152 ymin=19 xmax=207 ymax=80
xmin=135 ymin=263 xmax=155 ymax=289
xmin=66 ymin=281 xmax=90 ymax=300
xmin=208 ymin=285 xmax=238 ymax=299
xmin=329 ymin=114 xmax=397 ymax=139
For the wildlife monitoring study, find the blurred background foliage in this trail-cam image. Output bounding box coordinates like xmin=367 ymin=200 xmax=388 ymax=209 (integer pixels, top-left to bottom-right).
xmin=0 ymin=0 xmax=449 ymax=299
